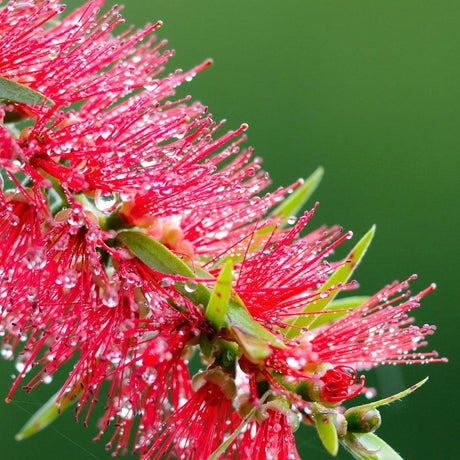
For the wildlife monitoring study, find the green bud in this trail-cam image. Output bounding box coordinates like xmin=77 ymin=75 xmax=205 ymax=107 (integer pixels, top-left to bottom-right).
xmin=344 ymin=406 xmax=381 ymax=433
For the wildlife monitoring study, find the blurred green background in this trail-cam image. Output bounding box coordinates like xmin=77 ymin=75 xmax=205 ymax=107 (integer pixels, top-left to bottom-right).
xmin=1 ymin=1 xmax=458 ymax=459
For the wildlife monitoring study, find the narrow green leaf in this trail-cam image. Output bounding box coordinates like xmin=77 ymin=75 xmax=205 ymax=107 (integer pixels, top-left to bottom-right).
xmin=271 ymin=167 xmax=324 ymax=220
xmin=345 ymin=378 xmax=428 ymax=414
xmin=205 ymin=260 xmax=232 ymax=330
xmin=0 ymin=76 xmax=51 ymax=106
xmin=316 ymin=412 xmax=339 ymax=456
xmin=199 ymin=334 xmax=213 ymax=359
xmin=15 ymin=389 xmax=77 ymax=440
xmin=117 ymin=230 xmax=210 ymax=307
xmin=341 ymin=433 xmax=404 ymax=460
xmin=308 ymin=296 xmax=369 ymax=329
xmin=117 ymin=231 xmax=283 ymax=361
xmin=227 ymin=298 xmax=284 ymax=346
xmin=286 ymin=225 xmax=375 ymax=337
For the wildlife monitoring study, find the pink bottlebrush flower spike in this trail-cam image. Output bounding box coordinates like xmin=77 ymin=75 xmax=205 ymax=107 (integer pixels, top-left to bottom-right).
xmin=0 ymin=1 xmax=446 ymax=460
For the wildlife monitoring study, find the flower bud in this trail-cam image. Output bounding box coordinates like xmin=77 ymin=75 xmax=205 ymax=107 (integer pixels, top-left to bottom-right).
xmin=344 ymin=406 xmax=381 ymax=433
xmin=295 ymin=365 xmax=364 ymax=408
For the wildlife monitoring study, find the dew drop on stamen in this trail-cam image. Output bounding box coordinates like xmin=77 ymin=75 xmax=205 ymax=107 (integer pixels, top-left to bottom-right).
xmin=272 ymin=423 xmax=282 ymax=433
xmin=26 ymin=287 xmax=38 ymax=302
xmin=67 ymin=208 xmax=85 ymax=229
xmin=102 ymin=288 xmax=119 ymax=308
xmin=15 ymin=354 xmax=30 ymax=374
xmin=125 ymin=272 xmax=141 ymax=286
xmin=94 ymin=190 xmax=119 ymax=213
xmin=142 ymin=369 xmax=157 ymax=385
xmin=62 ymin=269 xmax=78 ymax=289
xmin=160 ymin=278 xmax=173 ymax=289
xmin=25 ymin=246 xmax=46 ymax=270
xmin=1 ymin=343 xmax=13 ymax=360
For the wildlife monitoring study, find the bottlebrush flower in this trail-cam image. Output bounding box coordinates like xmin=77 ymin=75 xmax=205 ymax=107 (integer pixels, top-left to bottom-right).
xmin=0 ymin=1 xmax=446 ymax=460
xmin=0 ymin=0 xmax=169 ymax=113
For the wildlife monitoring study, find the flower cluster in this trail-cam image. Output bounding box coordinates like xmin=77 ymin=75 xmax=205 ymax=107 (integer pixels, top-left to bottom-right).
xmin=0 ymin=1 xmax=446 ymax=459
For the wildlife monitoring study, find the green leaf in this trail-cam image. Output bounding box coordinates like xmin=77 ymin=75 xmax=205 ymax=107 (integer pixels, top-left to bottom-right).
xmin=286 ymin=225 xmax=375 ymax=337
xmin=316 ymin=412 xmax=339 ymax=456
xmin=271 ymin=167 xmax=324 ymax=220
xmin=15 ymin=389 xmax=78 ymax=440
xmin=308 ymin=296 xmax=369 ymax=328
xmin=227 ymin=297 xmax=285 ymax=347
xmin=205 ymin=260 xmax=232 ymax=331
xmin=117 ymin=231 xmax=283 ymax=361
xmin=199 ymin=334 xmax=213 ymax=359
xmin=345 ymin=378 xmax=428 ymax=414
xmin=341 ymin=433 xmax=404 ymax=460
xmin=117 ymin=230 xmax=210 ymax=307
xmin=0 ymin=76 xmax=51 ymax=106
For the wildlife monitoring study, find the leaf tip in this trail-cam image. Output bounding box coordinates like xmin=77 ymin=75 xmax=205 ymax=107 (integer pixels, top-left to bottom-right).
xmin=14 ymin=432 xmax=25 ymax=442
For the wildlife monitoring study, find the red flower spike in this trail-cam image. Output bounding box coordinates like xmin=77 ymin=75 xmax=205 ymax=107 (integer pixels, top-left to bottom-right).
xmin=234 ymin=208 xmax=352 ymax=324
xmin=0 ymin=1 xmax=445 ymax=458
xmin=94 ymin=323 xmax=194 ymax=457
xmin=311 ymin=278 xmax=447 ymax=368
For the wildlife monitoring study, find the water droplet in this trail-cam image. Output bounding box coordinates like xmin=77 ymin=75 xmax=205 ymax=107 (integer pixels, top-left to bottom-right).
xmin=67 ymin=208 xmax=85 ymax=229
xmin=94 ymin=190 xmax=119 ymax=213
xmin=63 ymin=269 xmax=78 ymax=289
xmin=24 ymin=246 xmax=46 ymax=270
xmin=125 ymin=272 xmax=141 ymax=286
xmin=15 ymin=354 xmax=30 ymax=374
xmin=142 ymin=338 xmax=172 ymax=366
xmin=142 ymin=369 xmax=157 ymax=384
xmin=272 ymin=423 xmax=282 ymax=433
xmin=1 ymin=343 xmax=13 ymax=360
xmin=214 ymin=230 xmax=229 ymax=240
xmin=184 ymin=280 xmax=198 ymax=293
xmin=144 ymin=83 xmax=159 ymax=92
xmin=160 ymin=278 xmax=173 ymax=289
xmin=365 ymin=388 xmax=377 ymax=399
xmin=102 ymin=288 xmax=119 ymax=308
